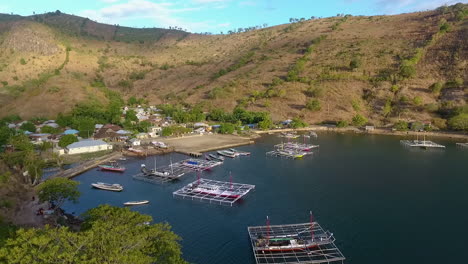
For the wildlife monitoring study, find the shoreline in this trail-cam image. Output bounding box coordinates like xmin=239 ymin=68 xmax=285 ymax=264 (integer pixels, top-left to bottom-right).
xmin=254 ymin=125 xmax=468 ymax=140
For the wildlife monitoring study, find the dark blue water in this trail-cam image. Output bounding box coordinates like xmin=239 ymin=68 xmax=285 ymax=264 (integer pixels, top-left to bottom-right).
xmin=64 ymin=133 xmax=468 ymax=264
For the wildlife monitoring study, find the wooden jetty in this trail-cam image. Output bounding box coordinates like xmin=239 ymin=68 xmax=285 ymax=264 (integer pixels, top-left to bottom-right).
xmin=48 ymin=152 xmax=122 ymax=180
xmin=248 ymin=221 xmax=345 ymax=264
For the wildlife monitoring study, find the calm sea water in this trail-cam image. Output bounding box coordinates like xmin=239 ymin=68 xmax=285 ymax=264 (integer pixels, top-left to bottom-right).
xmin=64 ymin=133 xmax=468 ymax=264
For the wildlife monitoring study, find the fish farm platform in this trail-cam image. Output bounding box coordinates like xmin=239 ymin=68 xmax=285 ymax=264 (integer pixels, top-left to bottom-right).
xmin=172 ymin=178 xmax=255 ymax=206
xmin=456 ymin=143 xmax=468 ymax=148
xmin=400 ymin=140 xmax=445 ymax=149
xmin=248 ymin=222 xmax=345 ymax=264
xmin=132 ymin=158 xmax=223 ymax=184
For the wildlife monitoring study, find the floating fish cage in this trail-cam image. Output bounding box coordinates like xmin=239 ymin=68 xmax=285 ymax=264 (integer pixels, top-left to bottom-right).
xmin=248 ymin=222 xmax=345 ymax=264
xmin=400 ymin=140 xmax=445 ymax=149
xmin=172 ymin=178 xmax=255 ymax=206
xmin=133 ymin=158 xmax=222 ymax=184
xmin=266 ymin=150 xmax=312 ymax=159
xmin=456 ymin=143 xmax=468 ymax=149
xmin=274 ymin=143 xmax=320 ymax=152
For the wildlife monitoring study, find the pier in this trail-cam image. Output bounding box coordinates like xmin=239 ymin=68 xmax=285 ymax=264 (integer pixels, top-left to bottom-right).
xmin=248 ymin=222 xmax=345 ymax=264
xmin=400 ymin=140 xmax=445 ymax=149
xmin=173 ymin=178 xmax=255 ymax=206
xmin=48 ymin=152 xmax=122 ymax=180
xmin=456 ymin=143 xmax=468 ymax=149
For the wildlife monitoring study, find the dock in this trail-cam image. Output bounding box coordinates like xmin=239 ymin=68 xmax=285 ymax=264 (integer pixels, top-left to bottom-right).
xmin=48 ymin=152 xmax=122 ymax=180
xmin=456 ymin=143 xmax=468 ymax=149
xmin=173 ymin=178 xmax=255 ymax=206
xmin=132 ymin=158 xmax=223 ymax=184
xmin=158 ymin=134 xmax=254 ymax=155
xmin=248 ymin=222 xmax=345 ymax=264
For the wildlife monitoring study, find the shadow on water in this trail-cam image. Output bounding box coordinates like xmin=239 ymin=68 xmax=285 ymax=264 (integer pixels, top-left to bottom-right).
xmin=64 ymin=133 xmax=468 ymax=264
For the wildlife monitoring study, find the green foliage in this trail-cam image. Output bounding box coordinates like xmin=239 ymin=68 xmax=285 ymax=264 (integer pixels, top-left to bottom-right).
xmin=399 ymin=64 xmax=416 ymax=79
xmin=258 ymin=118 xmax=273 ymax=130
xmin=390 ymin=85 xmax=400 ymax=93
xmin=439 ymin=21 xmax=451 ymax=33
xmin=19 ymin=58 xmax=26 ymax=65
xmin=212 ymin=51 xmax=255 ymax=79
xmin=349 ymin=58 xmax=361 ymax=70
xmin=0 ymin=126 xmax=15 ymax=147
xmin=19 ymin=122 xmax=36 ymax=133
xmin=394 ymin=121 xmax=408 ymax=131
xmin=336 ymin=120 xmax=348 ymax=128
xmin=448 ymin=113 xmax=468 ymax=131
xmin=305 ymin=86 xmax=324 ymax=98
xmin=129 ymin=71 xmax=146 ymax=80
xmin=410 ymin=121 xmax=424 ymax=131
xmin=56 ymin=113 xmax=73 ymax=128
xmin=37 ymin=178 xmax=80 ymax=209
xmin=0 ymin=205 xmax=187 ymax=264
xmin=429 ymin=82 xmax=443 ymax=95
xmin=383 ymin=99 xmax=392 ymax=117
xmin=351 ymin=114 xmax=368 ymax=127
xmin=218 ymin=123 xmax=236 ymax=134
xmin=432 ymin=118 xmax=447 ymax=130
xmin=40 ymin=125 xmax=60 ymax=134
xmin=74 ymin=117 xmax=96 ymax=138
xmin=161 ymin=126 xmax=191 ymax=137
xmin=59 ymin=134 xmax=78 ymax=148
xmin=208 ymin=86 xmax=232 ymax=99
xmin=351 ymin=100 xmax=361 ymax=111
xmin=306 ymin=99 xmax=321 ymax=111
xmin=290 ymin=117 xmax=308 ymax=129
xmin=118 ymin=79 xmax=133 ymax=89
xmin=412 ymin=96 xmax=423 ymax=106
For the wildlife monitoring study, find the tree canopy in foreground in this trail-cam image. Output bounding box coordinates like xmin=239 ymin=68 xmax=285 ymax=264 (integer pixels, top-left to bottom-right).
xmin=0 ymin=205 xmax=187 ymax=264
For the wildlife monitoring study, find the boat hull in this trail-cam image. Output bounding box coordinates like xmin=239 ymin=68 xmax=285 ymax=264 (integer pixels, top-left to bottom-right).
xmin=98 ymin=165 xmax=126 ymax=172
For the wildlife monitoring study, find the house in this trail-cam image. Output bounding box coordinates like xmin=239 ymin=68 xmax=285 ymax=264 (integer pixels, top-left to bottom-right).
xmin=129 ymin=138 xmax=141 ymax=146
xmin=94 ymin=124 xmax=123 ymax=140
xmin=148 ymin=126 xmax=162 ymax=138
xmin=29 ymin=133 xmax=52 ymax=143
xmin=66 ymin=139 xmax=112 ymax=155
xmin=365 ymin=126 xmax=375 ymax=132
xmin=136 ymin=133 xmax=148 ymax=139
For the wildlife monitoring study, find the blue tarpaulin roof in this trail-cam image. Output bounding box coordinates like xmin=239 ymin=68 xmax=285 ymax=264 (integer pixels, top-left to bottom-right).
xmin=63 ymin=129 xmax=79 ymax=135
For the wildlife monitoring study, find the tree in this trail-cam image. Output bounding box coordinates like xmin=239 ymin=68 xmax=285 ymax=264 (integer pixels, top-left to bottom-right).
xmin=412 ymin=96 xmax=423 ymax=106
xmin=306 ymin=99 xmax=321 ymax=111
xmin=75 ymin=117 xmax=95 ymax=138
xmin=58 ymin=134 xmax=78 ymax=148
xmin=40 ymin=125 xmax=59 ymax=134
xmin=448 ymin=113 xmax=468 ymax=131
xmin=218 ymin=123 xmax=235 ymax=134
xmin=19 ymin=122 xmax=36 ymax=133
xmin=399 ymin=65 xmax=416 ymax=79
xmin=0 ymin=205 xmax=187 ymax=264
xmin=336 ymin=120 xmax=348 ymax=128
xmin=383 ymin=100 xmax=392 ymax=117
xmin=126 ymin=109 xmax=138 ymax=122
xmin=430 ymin=82 xmax=443 ymax=95
xmin=394 ymin=121 xmax=409 ymax=131
xmin=290 ymin=117 xmax=308 ymax=129
xmin=258 ymin=118 xmax=273 ymax=130
xmin=349 ymin=58 xmax=361 ymax=70
xmin=37 ymin=178 xmax=80 ymax=209
xmin=0 ymin=126 xmax=15 ymax=147
xmin=351 ymin=114 xmax=367 ymax=127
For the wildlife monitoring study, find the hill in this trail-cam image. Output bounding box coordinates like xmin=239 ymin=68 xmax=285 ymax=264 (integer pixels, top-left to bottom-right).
xmin=0 ymin=4 xmax=466 ymax=128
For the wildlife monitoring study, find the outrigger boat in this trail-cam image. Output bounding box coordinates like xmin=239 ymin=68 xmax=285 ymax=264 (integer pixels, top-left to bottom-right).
xmin=209 ymin=154 xmax=224 ymax=161
xmin=98 ymin=161 xmax=126 ymax=172
xmin=252 ymin=212 xmax=334 ymax=252
xmin=91 ymin=182 xmax=123 ymax=192
xmin=229 ymin=148 xmax=251 ymax=156
xmin=124 ymin=200 xmax=149 ymax=206
xmin=217 ymin=150 xmax=238 ymax=158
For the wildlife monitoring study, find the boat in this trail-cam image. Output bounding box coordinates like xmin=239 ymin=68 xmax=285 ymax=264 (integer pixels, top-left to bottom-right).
xmin=124 ymin=200 xmax=149 ymax=206
xmin=209 ymin=154 xmax=224 ymax=161
xmin=205 ymin=154 xmax=213 ymax=161
xmin=309 ymin=131 xmax=318 ymax=138
xmin=182 ymin=160 xmax=214 ymax=170
xmin=217 ymin=150 xmax=237 ymax=158
xmin=98 ymin=162 xmax=126 ymax=172
xmin=118 ymin=157 xmax=127 ymax=161
xmin=91 ymin=182 xmax=123 ymax=192
xmin=187 ymin=182 xmax=241 ymax=198
xmin=229 ymin=148 xmax=251 ymax=156
xmin=141 ymin=164 xmax=170 ymax=177
xmin=253 ymin=232 xmax=333 ymax=252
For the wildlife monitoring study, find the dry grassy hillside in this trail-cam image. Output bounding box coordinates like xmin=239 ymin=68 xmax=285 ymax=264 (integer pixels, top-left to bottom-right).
xmin=0 ymin=5 xmax=466 ymax=126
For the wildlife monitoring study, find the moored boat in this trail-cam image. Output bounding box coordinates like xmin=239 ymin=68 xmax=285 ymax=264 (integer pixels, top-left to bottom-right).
xmin=124 ymin=200 xmax=149 ymax=206
xmin=209 ymin=154 xmax=224 ymax=161
xmin=229 ymin=148 xmax=251 ymax=156
xmin=217 ymin=150 xmax=237 ymax=158
xmin=98 ymin=162 xmax=126 ymax=172
xmin=91 ymin=182 xmax=123 ymax=192
xmin=253 ymin=232 xmax=333 ymax=252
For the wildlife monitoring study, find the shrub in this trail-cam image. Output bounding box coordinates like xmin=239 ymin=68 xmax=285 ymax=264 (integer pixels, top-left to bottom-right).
xmin=351 ymin=114 xmax=367 ymax=127
xmin=399 ymin=65 xmax=416 ymax=79
xmin=219 ymin=123 xmax=236 ymax=134
xmin=20 ymin=58 xmax=26 ymax=65
xmin=351 ymin=100 xmax=361 ymax=111
xmin=58 ymin=134 xmax=78 ymax=148
xmin=19 ymin=122 xmax=36 ymax=132
xmin=349 ymin=58 xmax=361 ymax=70
xmin=394 ymin=121 xmax=408 ymax=131
xmin=413 ymin=96 xmax=423 ymax=106
xmin=118 ymin=79 xmax=132 ymax=89
xmin=383 ymin=100 xmax=392 ymax=117
xmin=1 ymin=81 xmax=8 ymax=86
xmin=290 ymin=117 xmax=308 ymax=128
xmin=390 ymin=85 xmax=400 ymax=93
xmin=41 ymin=125 xmax=60 ymax=134
xmin=430 ymin=82 xmax=443 ymax=95
xmin=306 ymin=99 xmax=321 ymax=111
xmin=336 ymin=120 xmax=348 ymax=128
xmin=448 ymin=113 xmax=468 ymax=131
xmin=432 ymin=118 xmax=447 ymax=130
xmin=305 ymin=86 xmax=324 ymax=98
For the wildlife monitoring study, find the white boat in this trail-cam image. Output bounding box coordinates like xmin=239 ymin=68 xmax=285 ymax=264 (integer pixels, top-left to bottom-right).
xmin=124 ymin=200 xmax=149 ymax=206
xmin=217 ymin=150 xmax=238 ymax=158
xmin=91 ymin=182 xmax=123 ymax=192
xmin=188 ymin=183 xmax=241 ymax=198
xmin=229 ymin=148 xmax=251 ymax=156
xmin=141 ymin=164 xmax=170 ymax=177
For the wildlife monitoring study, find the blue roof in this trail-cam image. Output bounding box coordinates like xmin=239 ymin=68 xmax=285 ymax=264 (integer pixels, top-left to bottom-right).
xmin=63 ymin=129 xmax=79 ymax=135
xmin=212 ymin=125 xmax=221 ymax=128
xmin=67 ymin=139 xmax=109 ymax=149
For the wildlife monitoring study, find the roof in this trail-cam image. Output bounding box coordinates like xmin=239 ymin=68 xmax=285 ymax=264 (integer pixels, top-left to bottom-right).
xmin=116 ymin=130 xmax=131 ymax=135
xmin=67 ymin=139 xmax=109 ymax=149
xmin=129 ymin=138 xmax=140 ymax=142
xmin=63 ymin=129 xmax=79 ymax=135
xmin=194 ymin=122 xmax=209 ymax=127
xmin=95 ymin=124 xmax=104 ymax=129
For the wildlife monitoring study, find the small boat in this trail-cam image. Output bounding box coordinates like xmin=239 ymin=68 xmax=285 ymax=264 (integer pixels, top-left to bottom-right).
xmin=98 ymin=162 xmax=126 ymax=172
xmin=217 ymin=150 xmax=237 ymax=158
xmin=309 ymin=131 xmax=318 ymax=138
xmin=124 ymin=200 xmax=149 ymax=206
xmin=205 ymin=154 xmax=213 ymax=161
xmin=229 ymin=148 xmax=251 ymax=156
xmin=91 ymin=182 xmax=123 ymax=192
xmin=253 ymin=233 xmax=333 ymax=252
xmin=187 ymin=183 xmax=241 ymax=198
xmin=118 ymin=157 xmax=127 ymax=161
xmin=209 ymin=154 xmax=224 ymax=161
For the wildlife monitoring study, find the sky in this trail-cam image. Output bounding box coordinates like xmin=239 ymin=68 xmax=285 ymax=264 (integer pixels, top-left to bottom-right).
xmin=0 ymin=0 xmax=466 ymax=33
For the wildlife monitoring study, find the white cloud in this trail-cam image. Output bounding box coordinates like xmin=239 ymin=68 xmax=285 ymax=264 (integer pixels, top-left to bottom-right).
xmin=100 ymin=0 xmax=121 ymax=3
xmin=80 ymin=0 xmax=228 ymax=32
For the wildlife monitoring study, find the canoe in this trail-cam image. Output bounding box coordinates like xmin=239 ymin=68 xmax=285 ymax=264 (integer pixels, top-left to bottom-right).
xmin=124 ymin=200 xmax=150 ymax=206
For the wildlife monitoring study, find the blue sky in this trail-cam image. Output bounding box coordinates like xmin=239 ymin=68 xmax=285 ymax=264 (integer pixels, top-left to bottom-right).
xmin=0 ymin=0 xmax=466 ymax=33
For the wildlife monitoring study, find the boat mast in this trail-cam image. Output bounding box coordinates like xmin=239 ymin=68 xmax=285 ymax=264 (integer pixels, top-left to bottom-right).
xmin=266 ymin=216 xmax=270 ymax=246
xmin=229 ymin=171 xmax=233 ymax=190
xmin=310 ymin=211 xmax=314 ymax=241
xmin=197 ymin=170 xmax=200 ymax=185
xmin=170 ymin=157 xmax=174 ymax=175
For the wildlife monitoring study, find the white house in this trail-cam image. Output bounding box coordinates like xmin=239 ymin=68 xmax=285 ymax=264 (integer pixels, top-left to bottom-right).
xmin=129 ymin=138 xmax=141 ymax=146
xmin=66 ymin=139 xmax=113 ymax=155
xmin=148 ymin=126 xmax=162 ymax=138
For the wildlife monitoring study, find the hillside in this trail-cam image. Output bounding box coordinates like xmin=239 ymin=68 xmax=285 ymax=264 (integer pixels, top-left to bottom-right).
xmin=0 ymin=5 xmax=466 ymax=127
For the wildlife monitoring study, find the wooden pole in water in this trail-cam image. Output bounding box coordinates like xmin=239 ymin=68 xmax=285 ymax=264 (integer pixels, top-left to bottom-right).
xmin=266 ymin=216 xmax=270 ymax=245
xmin=310 ymin=211 xmax=314 ymax=241
xmin=229 ymin=171 xmax=233 ymax=190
